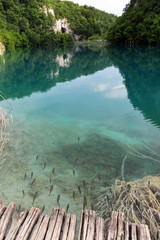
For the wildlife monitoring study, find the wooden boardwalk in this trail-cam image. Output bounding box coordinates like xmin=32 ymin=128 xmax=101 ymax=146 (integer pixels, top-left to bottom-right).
xmin=0 ymin=199 xmax=155 ymax=239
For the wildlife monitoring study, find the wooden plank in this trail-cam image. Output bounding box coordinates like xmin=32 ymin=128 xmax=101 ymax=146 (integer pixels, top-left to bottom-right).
xmin=82 ymin=210 xmax=89 ymax=240
xmin=117 ymin=212 xmax=125 ymax=240
xmin=5 ymin=211 xmax=28 ymax=240
xmin=107 ymin=211 xmax=118 ymax=240
xmin=67 ymin=214 xmax=77 ymax=240
xmin=30 ymin=214 xmax=50 ymax=240
xmin=86 ymin=210 xmax=95 ymax=240
xmin=124 ymin=222 xmax=129 ymax=240
xmin=157 ymin=229 xmax=160 ymax=240
xmin=0 ymin=202 xmax=16 ymax=240
xmin=131 ymin=223 xmax=137 ymax=240
xmin=16 ymin=207 xmax=41 ymax=240
xmin=51 ymin=208 xmax=65 ymax=240
xmin=78 ymin=211 xmax=84 ymax=240
xmin=45 ymin=208 xmax=59 ymax=240
xmin=0 ymin=204 xmax=6 ymax=218
xmin=95 ymin=217 xmax=105 ymax=240
xmin=137 ymin=224 xmax=151 ymax=240
xmin=61 ymin=214 xmax=71 ymax=240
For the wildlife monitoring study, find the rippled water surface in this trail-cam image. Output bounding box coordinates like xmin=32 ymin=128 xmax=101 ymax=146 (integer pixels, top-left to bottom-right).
xmin=0 ymin=45 xmax=160 ymax=216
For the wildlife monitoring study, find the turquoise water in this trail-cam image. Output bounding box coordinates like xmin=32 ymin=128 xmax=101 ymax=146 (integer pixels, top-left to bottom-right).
xmin=0 ymin=45 xmax=160 ymax=216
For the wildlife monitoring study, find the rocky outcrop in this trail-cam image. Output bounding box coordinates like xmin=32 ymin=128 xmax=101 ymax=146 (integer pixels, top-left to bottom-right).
xmin=42 ymin=6 xmax=72 ymax=35
xmin=0 ymin=42 xmax=5 ymax=55
xmin=53 ymin=18 xmax=72 ymax=34
xmin=42 ymin=5 xmax=55 ymax=17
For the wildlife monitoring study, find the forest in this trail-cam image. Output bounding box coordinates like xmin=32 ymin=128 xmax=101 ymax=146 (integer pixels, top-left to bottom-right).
xmin=0 ymin=0 xmax=116 ymax=49
xmin=107 ymin=0 xmax=160 ymax=44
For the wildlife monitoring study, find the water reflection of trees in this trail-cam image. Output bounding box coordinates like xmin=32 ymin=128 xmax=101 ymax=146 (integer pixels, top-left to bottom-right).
xmin=0 ymin=45 xmax=112 ymax=100
xmin=107 ymin=45 xmax=160 ymax=128
xmin=1 ymin=45 xmax=160 ymax=128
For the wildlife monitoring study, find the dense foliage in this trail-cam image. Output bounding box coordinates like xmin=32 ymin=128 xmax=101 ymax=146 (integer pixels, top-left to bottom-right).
xmin=107 ymin=0 xmax=160 ymax=44
xmin=0 ymin=0 xmax=74 ymax=48
xmin=0 ymin=0 xmax=116 ymax=48
xmin=52 ymin=0 xmax=116 ymax=39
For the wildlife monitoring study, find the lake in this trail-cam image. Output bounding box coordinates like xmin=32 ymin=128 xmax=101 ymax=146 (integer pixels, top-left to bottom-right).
xmin=0 ymin=45 xmax=160 ymax=217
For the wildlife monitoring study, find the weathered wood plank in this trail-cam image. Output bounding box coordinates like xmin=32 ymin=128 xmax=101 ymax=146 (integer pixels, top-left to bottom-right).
xmin=0 ymin=204 xmax=6 ymax=218
xmin=131 ymin=223 xmax=137 ymax=240
xmin=61 ymin=214 xmax=71 ymax=240
xmin=62 ymin=214 xmax=77 ymax=240
xmin=5 ymin=211 xmax=28 ymax=240
xmin=78 ymin=211 xmax=84 ymax=240
xmin=82 ymin=210 xmax=89 ymax=240
xmin=30 ymin=214 xmax=50 ymax=240
xmin=95 ymin=217 xmax=105 ymax=240
xmin=0 ymin=201 xmax=16 ymax=240
xmin=45 ymin=208 xmax=59 ymax=240
xmin=137 ymin=224 xmax=151 ymax=240
xmin=51 ymin=208 xmax=65 ymax=240
xmin=107 ymin=211 xmax=118 ymax=240
xmin=124 ymin=222 xmax=129 ymax=240
xmin=86 ymin=210 xmax=95 ymax=240
xmin=117 ymin=212 xmax=125 ymax=240
xmin=16 ymin=207 xmax=41 ymax=240
xmin=67 ymin=214 xmax=77 ymax=240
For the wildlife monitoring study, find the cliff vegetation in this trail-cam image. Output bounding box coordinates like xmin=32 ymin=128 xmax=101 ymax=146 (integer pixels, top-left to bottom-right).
xmin=107 ymin=0 xmax=160 ymax=44
xmin=0 ymin=0 xmax=116 ymax=49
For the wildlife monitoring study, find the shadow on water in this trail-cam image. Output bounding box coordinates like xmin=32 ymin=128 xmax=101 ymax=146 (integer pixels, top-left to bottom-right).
xmin=107 ymin=45 xmax=160 ymax=129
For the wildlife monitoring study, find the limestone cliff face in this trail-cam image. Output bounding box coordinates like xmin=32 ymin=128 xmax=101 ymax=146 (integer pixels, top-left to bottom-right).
xmin=43 ymin=6 xmax=55 ymax=17
xmin=42 ymin=6 xmax=83 ymax=40
xmin=53 ymin=18 xmax=72 ymax=34
xmin=42 ymin=6 xmax=72 ymax=34
xmin=0 ymin=42 xmax=5 ymax=55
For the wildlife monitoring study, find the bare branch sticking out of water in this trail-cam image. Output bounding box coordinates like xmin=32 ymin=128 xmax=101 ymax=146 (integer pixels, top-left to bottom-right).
xmin=127 ymin=144 xmax=160 ymax=163
xmin=121 ymin=155 xmax=127 ymax=181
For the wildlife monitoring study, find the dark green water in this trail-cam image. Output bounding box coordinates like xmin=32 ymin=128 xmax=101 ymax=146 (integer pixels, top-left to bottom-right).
xmin=0 ymin=45 xmax=160 ymax=216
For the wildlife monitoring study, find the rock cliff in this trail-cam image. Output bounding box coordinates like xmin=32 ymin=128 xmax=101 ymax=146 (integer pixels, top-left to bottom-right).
xmin=0 ymin=42 xmax=5 ymax=55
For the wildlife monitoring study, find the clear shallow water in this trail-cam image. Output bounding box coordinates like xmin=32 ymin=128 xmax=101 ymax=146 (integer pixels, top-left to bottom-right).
xmin=0 ymin=45 xmax=160 ymax=217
